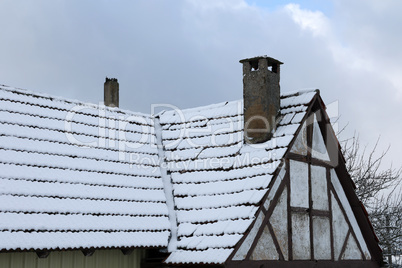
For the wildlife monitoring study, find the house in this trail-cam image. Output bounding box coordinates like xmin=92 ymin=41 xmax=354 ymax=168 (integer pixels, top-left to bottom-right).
xmin=0 ymin=56 xmax=383 ymax=267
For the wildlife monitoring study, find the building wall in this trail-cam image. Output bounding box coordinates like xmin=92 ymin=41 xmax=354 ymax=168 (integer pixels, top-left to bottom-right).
xmin=0 ymin=249 xmax=145 ymax=268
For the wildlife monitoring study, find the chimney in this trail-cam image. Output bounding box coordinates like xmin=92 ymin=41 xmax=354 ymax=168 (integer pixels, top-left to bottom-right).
xmin=104 ymin=77 xmax=119 ymax=107
xmin=240 ymin=56 xmax=283 ymax=144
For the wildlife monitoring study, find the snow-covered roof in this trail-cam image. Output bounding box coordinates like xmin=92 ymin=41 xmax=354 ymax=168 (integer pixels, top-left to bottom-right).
xmin=0 ymin=85 xmax=170 ymax=251
xmin=0 ymin=84 xmax=318 ymax=262
xmin=160 ymin=90 xmax=317 ymax=264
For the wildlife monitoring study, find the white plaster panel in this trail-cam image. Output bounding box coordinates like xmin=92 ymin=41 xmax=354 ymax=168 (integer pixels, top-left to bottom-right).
xmin=290 ymin=160 xmax=309 ymax=208
xmin=292 ymin=212 xmax=311 ymax=260
xmin=251 ymin=225 xmax=279 ymax=260
xmin=290 ymin=122 xmax=308 ymax=156
xmin=312 ymin=115 xmax=330 ymax=161
xmin=331 ymin=192 xmax=349 ymax=260
xmin=313 ymin=216 xmax=331 ymax=260
xmin=270 ymin=186 xmax=288 ymax=260
xmin=311 ymin=165 xmax=328 ymax=211
xmin=232 ymin=210 xmax=264 ymax=260
xmin=342 ymin=235 xmax=363 ymax=260
xmin=331 ymin=169 xmax=371 ymax=260
xmin=264 ymin=165 xmax=285 ymax=210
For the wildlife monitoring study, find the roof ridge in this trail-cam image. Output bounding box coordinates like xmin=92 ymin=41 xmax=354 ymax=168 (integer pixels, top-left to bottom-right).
xmin=157 ymin=89 xmax=319 ymax=117
xmin=0 ymin=84 xmax=152 ymax=119
xmin=280 ymin=88 xmax=320 ymax=98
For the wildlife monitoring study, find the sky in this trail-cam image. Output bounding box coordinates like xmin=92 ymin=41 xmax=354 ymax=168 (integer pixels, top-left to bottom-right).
xmin=0 ymin=0 xmax=401 ymax=174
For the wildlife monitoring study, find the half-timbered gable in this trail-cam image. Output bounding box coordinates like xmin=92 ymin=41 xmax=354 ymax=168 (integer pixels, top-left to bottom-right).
xmin=226 ymin=92 xmax=382 ymax=267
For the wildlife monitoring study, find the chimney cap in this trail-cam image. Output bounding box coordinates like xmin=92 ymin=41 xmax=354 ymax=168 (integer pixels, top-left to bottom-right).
xmin=239 ymin=55 xmax=283 ymax=65
xmin=105 ymin=77 xmax=118 ymax=82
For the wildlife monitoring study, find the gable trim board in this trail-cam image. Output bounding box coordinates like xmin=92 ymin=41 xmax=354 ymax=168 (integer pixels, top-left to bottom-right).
xmin=0 ymin=86 xmax=382 ymax=266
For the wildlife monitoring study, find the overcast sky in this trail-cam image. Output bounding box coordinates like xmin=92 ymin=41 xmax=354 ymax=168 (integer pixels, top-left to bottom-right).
xmin=0 ymin=0 xmax=401 ymax=170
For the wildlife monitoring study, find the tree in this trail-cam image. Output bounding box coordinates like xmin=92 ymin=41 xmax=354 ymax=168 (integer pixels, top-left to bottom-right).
xmin=340 ymin=133 xmax=402 ymax=267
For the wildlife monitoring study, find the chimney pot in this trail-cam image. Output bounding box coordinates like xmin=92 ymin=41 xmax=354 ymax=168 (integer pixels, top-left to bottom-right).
xmin=240 ymin=56 xmax=283 ymax=144
xmin=104 ymin=77 xmax=119 ymax=107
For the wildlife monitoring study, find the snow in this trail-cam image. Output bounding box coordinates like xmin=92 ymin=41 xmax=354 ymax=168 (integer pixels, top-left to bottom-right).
xmin=176 ymin=206 xmax=258 ymax=223
xmin=291 ymin=112 xmax=306 ymax=124
xmin=177 ymin=234 xmax=243 ymax=250
xmin=0 ymin=135 xmax=158 ymax=163
xmin=0 ymin=195 xmax=168 ymax=216
xmin=160 ymin=100 xmax=242 ymax=125
xmin=171 ymin=164 xmax=278 ymax=184
xmin=0 ymin=111 xmax=154 ymax=147
xmin=173 ymin=174 xmax=272 ymax=196
xmin=162 ymin=119 xmax=242 ymax=140
xmin=165 ymin=248 xmax=233 ymax=264
xmin=0 ymin=178 xmax=166 ymax=202
xmin=280 ymin=112 xmax=296 ymax=125
xmin=281 ymin=88 xmax=318 ymax=98
xmin=264 ymin=165 xmax=285 ymax=210
xmin=0 ymin=212 xmax=170 ymax=231
xmin=170 ymin=133 xmax=242 ymax=150
xmin=0 ymin=231 xmax=169 ymax=250
xmin=154 ymin=117 xmax=178 ymax=252
xmin=281 ymin=105 xmax=307 ymax=114
xmin=178 ymin=219 xmax=253 ymax=237
xmin=195 ymin=143 xmax=241 ymax=159
xmin=164 ymin=147 xmax=204 ymax=161
xmin=175 ymin=189 xmax=266 ymax=210
xmin=0 ymin=149 xmax=160 ymax=177
xmin=274 ymin=124 xmax=300 ymax=137
xmin=0 ymin=86 xmax=153 ymax=124
xmin=0 ymin=163 xmax=163 ymax=189
xmin=280 ymin=90 xmax=317 ymax=108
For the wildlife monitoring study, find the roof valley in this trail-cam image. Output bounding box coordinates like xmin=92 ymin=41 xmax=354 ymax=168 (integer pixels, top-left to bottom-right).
xmin=154 ymin=116 xmax=178 ymax=252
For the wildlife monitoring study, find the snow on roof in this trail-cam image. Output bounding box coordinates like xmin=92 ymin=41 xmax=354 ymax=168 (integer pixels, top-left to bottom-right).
xmin=161 ymin=90 xmax=317 ymax=264
xmin=0 ymin=85 xmax=169 ymax=251
xmin=0 ymin=84 xmax=318 ymax=262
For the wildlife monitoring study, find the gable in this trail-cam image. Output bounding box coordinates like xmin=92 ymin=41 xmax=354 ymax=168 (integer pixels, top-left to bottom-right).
xmin=229 ymin=162 xmax=372 ymax=262
xmin=228 ymin=99 xmax=380 ymax=266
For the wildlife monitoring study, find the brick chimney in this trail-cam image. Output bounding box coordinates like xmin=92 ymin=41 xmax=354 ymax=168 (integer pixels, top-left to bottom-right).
xmin=240 ymin=56 xmax=283 ymax=144
xmin=104 ymin=77 xmax=119 ymax=107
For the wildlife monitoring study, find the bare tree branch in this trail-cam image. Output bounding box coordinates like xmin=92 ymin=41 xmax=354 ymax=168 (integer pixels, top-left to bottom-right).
xmin=339 ymin=129 xmax=402 ymax=266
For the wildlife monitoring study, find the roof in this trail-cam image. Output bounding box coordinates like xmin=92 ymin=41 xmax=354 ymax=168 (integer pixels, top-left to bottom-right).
xmin=160 ymin=90 xmax=317 ymax=264
xmin=1 ymin=84 xmax=350 ymax=263
xmin=0 ymin=85 xmax=170 ymax=251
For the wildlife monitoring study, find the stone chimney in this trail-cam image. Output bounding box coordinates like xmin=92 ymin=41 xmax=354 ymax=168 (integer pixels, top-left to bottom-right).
xmin=240 ymin=56 xmax=283 ymax=144
xmin=104 ymin=77 xmax=119 ymax=107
